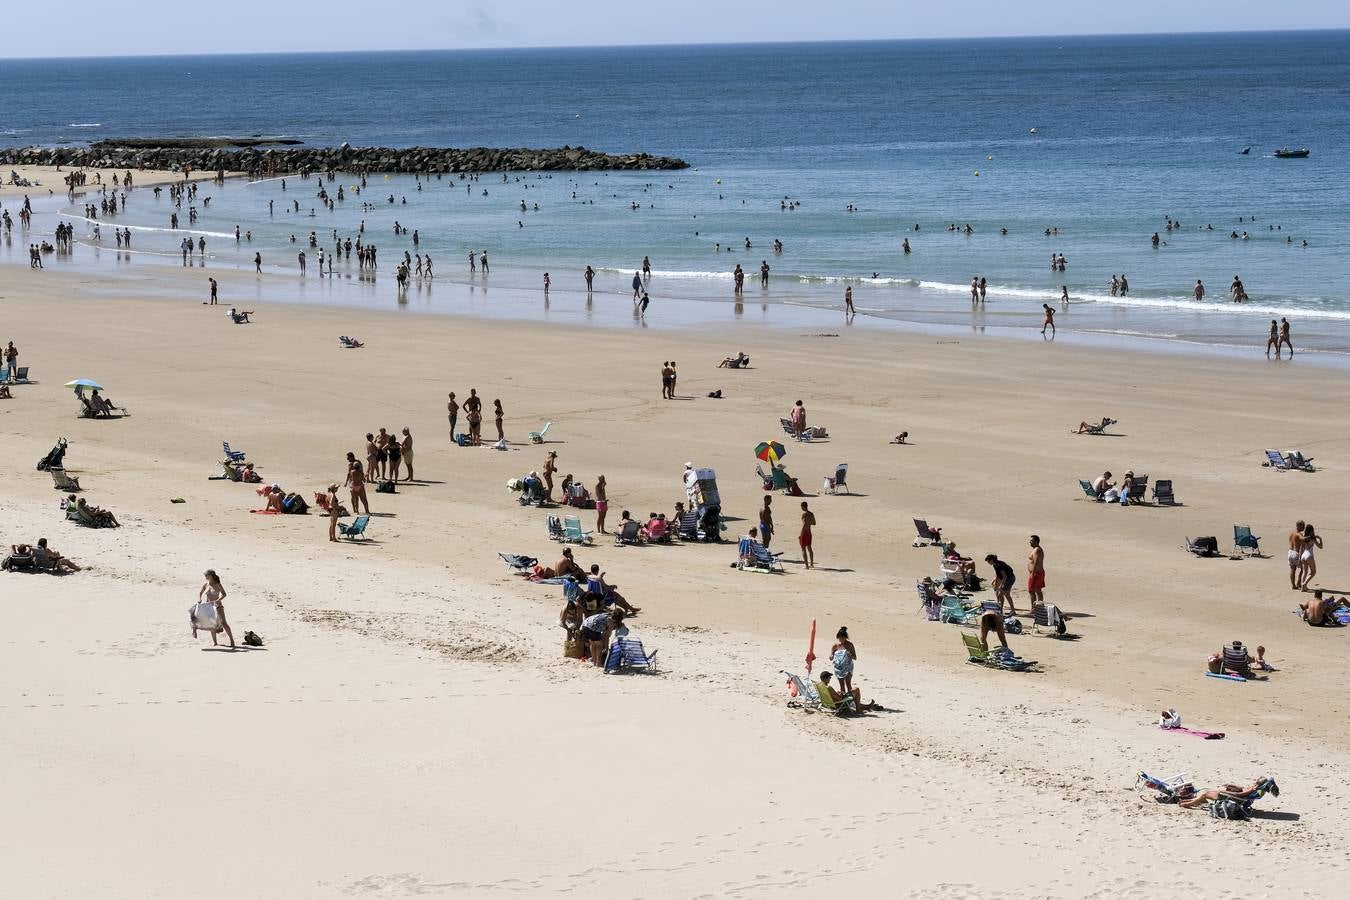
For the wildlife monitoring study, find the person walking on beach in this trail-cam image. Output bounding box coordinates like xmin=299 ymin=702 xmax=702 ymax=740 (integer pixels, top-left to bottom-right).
xmin=208 ymin=277 xmax=218 ymax=305
xmin=639 ymin=291 xmax=650 ymax=316
xmin=799 ymin=501 xmax=816 ymax=569
xmin=1119 ymin=274 xmax=1129 ymax=296
xmin=844 ymin=286 xmax=854 ymax=318
xmin=760 ymin=260 xmax=770 ymax=286
xmin=469 ymin=250 xmax=476 ymax=273
xmin=971 ymin=277 xmax=979 ymax=303
xmin=254 ymin=252 xmax=262 ymax=274
xmin=298 ymin=251 xmax=306 ymax=274
xmin=594 ymin=474 xmax=609 ymax=534
xmin=197 ymin=570 xmax=235 ymax=649
xmin=585 ymin=265 xmax=594 ymax=294
xmin=1027 ymin=535 xmax=1045 ymax=608
xmin=1266 ymin=320 xmax=1279 ymax=357
xmin=1279 ymin=318 xmax=1293 ymax=357
xmin=1194 ymin=280 xmax=1205 ymax=301
xmin=1041 ymin=304 xmax=1056 ymax=336
xmin=632 ymin=271 xmax=643 ymax=300
xmin=830 ymin=626 xmax=856 ymax=695
xmin=661 ymin=362 xmax=674 ymax=399
xmin=480 ymin=251 xmax=489 ymax=274
xmin=759 ymin=495 xmax=774 ymax=550
xmin=543 ymin=272 xmax=550 ymax=298
xmin=346 ymin=451 xmax=371 ymax=515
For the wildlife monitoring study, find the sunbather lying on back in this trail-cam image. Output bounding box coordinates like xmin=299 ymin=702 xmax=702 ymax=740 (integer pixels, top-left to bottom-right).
xmin=1076 ymin=417 xmax=1115 ymax=434
xmin=33 ymin=537 xmax=81 ymax=571
xmin=1178 ymin=778 xmax=1272 ymax=809
xmin=942 ymin=542 xmax=976 ymax=577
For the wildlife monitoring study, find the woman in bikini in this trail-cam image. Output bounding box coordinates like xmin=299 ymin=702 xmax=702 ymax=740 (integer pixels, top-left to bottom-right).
xmin=198 ymin=569 xmax=235 ymax=649
xmin=1299 ymin=523 xmax=1323 ymax=591
xmin=365 ymin=432 xmax=379 ymax=481
xmin=494 ymin=399 xmax=505 ymax=443
xmin=345 ymin=451 xmax=370 ymax=514
xmin=595 ymin=474 xmax=609 ymax=533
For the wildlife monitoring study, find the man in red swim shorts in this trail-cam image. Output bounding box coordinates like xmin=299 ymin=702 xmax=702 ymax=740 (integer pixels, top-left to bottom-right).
xmin=799 ymin=501 xmax=816 ymax=569
xmin=1027 ymin=534 xmax=1046 ymax=606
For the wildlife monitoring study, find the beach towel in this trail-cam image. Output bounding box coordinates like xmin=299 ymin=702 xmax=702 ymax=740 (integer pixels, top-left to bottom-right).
xmin=249 ymin=508 xmax=280 ymax=515
xmin=190 ymin=601 xmax=219 ymax=632
xmin=1165 ymin=727 xmax=1226 ymax=740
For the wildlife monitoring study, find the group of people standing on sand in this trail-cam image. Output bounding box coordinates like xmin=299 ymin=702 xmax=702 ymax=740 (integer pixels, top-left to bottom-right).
xmin=1289 ymin=521 xmax=1323 ymax=592
xmin=445 ymin=389 xmax=503 ymax=446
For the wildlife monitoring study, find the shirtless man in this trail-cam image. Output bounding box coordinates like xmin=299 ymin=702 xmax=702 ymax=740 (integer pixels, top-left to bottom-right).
xmin=1278 ymin=318 xmax=1293 ymax=357
xmin=1027 ymin=535 xmax=1045 ymax=607
xmin=1266 ymin=320 xmax=1279 ymax=357
xmin=1299 ymin=589 xmax=1348 ymax=626
xmin=1288 ymin=520 xmax=1305 ymax=590
xmin=346 ymin=451 xmax=371 ymax=515
xmin=554 ymin=547 xmax=585 ymax=580
xmin=1193 ymin=280 xmax=1205 ymax=301
xmin=660 ymin=361 xmax=674 ymax=400
xmin=542 ymin=450 xmax=558 ymax=500
xmin=463 ymin=389 xmax=483 ymax=445
xmin=799 ymin=501 xmax=816 ymax=569
xmin=1041 ymin=304 xmax=1055 ymax=336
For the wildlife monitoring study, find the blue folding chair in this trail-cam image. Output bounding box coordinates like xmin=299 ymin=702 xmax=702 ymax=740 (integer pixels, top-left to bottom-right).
xmin=338 ymin=515 xmax=370 ymax=540
xmin=604 ymin=638 xmax=659 ymax=673
xmin=222 ymin=441 xmax=246 ymax=463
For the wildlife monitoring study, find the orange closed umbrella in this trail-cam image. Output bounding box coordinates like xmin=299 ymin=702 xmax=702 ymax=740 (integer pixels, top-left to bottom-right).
xmin=805 ymin=618 xmax=817 ymax=673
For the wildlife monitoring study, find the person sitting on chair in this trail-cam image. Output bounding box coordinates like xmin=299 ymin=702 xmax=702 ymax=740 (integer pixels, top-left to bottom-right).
xmin=32 ymin=537 xmax=81 ymax=571
xmin=817 ymin=671 xmax=880 ymax=713
xmin=942 ymin=542 xmax=977 ymax=579
xmin=229 ymin=307 xmax=254 ymax=324
xmin=1091 ymin=471 xmax=1114 ymax=498
xmin=738 ymin=526 xmax=761 ymax=566
xmin=641 ymin=512 xmax=668 ymax=542
xmin=586 ymin=564 xmax=640 ymax=615
xmin=76 ymin=497 xmax=120 ymax=527
xmin=1178 ymin=777 xmax=1276 ymax=809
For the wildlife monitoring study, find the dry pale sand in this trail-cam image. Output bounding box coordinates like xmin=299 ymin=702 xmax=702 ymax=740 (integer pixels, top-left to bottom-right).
xmin=2 ymin=250 xmax=1348 ymax=898
xmin=1 ymin=164 xmax=197 ymax=198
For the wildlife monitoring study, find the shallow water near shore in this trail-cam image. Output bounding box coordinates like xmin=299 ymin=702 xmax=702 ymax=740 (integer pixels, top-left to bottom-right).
xmin=3 ymin=32 xmax=1348 ymax=353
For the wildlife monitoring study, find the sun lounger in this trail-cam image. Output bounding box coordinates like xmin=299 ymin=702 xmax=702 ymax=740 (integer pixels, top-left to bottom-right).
xmin=1152 ymin=479 xmax=1176 ymax=505
xmin=50 ymin=468 xmax=81 ymax=491
xmin=961 ymin=633 xmax=1036 ymax=671
xmin=1185 ymin=536 xmax=1221 ymax=558
xmin=823 ymin=463 xmax=849 ymax=495
xmin=498 ymin=552 xmax=538 ymax=575
xmin=1208 ymin=777 xmax=1280 ymax=821
xmin=222 ymin=442 xmax=246 ymax=463
xmin=338 ymin=515 xmax=370 ymax=540
xmin=1221 ymin=643 xmax=1255 ymax=678
xmin=563 ymin=515 xmax=594 ymax=545
xmin=911 ymin=518 xmax=942 ymax=547
xmin=1233 ymin=525 xmax=1261 ymax=557
xmin=1287 ymin=450 xmax=1314 ymax=472
xmin=939 ymin=596 xmax=980 ymax=625
xmin=738 ymin=541 xmax=784 ymax=573
xmin=529 ymin=421 xmax=552 ymax=444
xmin=1263 ymin=449 xmax=1290 ymax=470
xmin=614 ymin=519 xmax=643 ymax=546
xmin=604 ymin=638 xmax=659 ymax=673
xmin=782 ymin=671 xmax=823 ymax=711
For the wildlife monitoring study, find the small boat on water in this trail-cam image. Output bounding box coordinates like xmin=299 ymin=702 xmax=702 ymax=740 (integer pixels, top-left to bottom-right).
xmin=1275 ymin=148 xmax=1310 ymax=158
xmin=1239 ymin=147 xmax=1251 ymax=155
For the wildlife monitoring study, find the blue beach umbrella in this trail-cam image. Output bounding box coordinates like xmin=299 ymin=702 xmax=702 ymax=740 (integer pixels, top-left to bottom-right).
xmin=65 ymin=378 xmax=103 ymax=393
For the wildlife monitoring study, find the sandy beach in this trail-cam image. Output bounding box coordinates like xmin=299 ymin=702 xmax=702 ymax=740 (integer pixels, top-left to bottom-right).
xmin=2 ymin=213 xmax=1349 ymax=897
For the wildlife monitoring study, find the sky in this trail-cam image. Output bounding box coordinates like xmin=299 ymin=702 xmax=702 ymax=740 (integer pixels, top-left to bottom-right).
xmin=2 ymin=0 xmax=1347 ymax=58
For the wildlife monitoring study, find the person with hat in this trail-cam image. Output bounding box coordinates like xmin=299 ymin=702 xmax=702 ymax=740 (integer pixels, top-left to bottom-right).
xmin=326 ymin=482 xmax=342 ymax=542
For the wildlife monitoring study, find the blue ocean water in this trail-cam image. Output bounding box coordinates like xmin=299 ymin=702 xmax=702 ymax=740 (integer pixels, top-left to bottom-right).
xmin=3 ymin=33 xmax=1349 ymax=349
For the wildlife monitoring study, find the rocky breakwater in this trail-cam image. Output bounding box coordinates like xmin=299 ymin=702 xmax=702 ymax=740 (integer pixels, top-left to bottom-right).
xmin=0 ymin=140 xmax=689 ymax=174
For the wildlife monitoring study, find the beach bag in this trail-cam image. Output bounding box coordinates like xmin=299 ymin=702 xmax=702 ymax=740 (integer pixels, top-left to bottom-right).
xmin=243 ymin=631 xmax=264 ymax=647
xmin=455 ymin=433 xmax=468 ymax=447
xmin=1195 ymin=536 xmax=1219 ymax=557
xmin=563 ymin=635 xmax=585 ymax=659
xmin=1209 ymin=798 xmax=1249 ymax=821
xmin=191 ymin=601 xmax=220 ymax=632
xmin=375 ymin=480 xmax=397 ymax=494
xmin=1004 ymin=616 xmax=1023 ymax=634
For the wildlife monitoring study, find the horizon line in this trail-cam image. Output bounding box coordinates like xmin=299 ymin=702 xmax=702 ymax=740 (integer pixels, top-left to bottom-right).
xmin=1 ymin=27 xmax=1347 ymax=63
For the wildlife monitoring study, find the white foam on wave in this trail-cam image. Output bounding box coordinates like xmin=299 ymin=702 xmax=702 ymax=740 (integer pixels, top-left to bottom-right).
xmin=59 ymin=211 xmax=237 ymax=240
xmin=66 ymin=123 xmax=101 ymax=128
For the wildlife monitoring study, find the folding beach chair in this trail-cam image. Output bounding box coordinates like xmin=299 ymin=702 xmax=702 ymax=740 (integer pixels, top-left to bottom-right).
xmin=739 ymin=542 xmax=784 ymax=573
xmin=1207 ymin=777 xmax=1280 ymax=821
xmin=961 ymin=633 xmax=1036 ymax=671
xmin=338 ymin=515 xmax=370 ymax=540
xmin=779 ymin=417 xmax=798 ymax=439
xmin=939 ymin=596 xmax=980 ymax=625
xmin=498 ymin=552 xmax=538 ymax=575
xmin=676 ymin=509 xmax=700 ymax=541
xmin=222 ymin=442 xmax=246 ymax=463
xmin=1233 ymin=525 xmax=1261 ymax=557
xmin=911 ymin=518 xmax=942 ymax=547
xmin=1128 ymin=475 xmax=1149 ymax=504
xmin=1184 ymin=536 xmax=1221 ymax=558
xmin=1078 ymin=480 xmax=1101 ymax=500
xmin=1152 ymin=479 xmax=1176 ymax=505
xmin=529 ymin=421 xmax=552 ymax=444
xmin=562 ymin=515 xmax=594 ymax=544
xmin=813 ymin=681 xmax=856 ymax=715
xmin=613 ymin=519 xmax=642 ymax=546
xmin=823 ymin=463 xmax=849 ymax=495
xmin=1032 ymin=601 xmax=1068 ymax=636
xmin=782 ymin=671 xmax=824 ymax=711
xmin=1287 ymin=450 xmax=1315 ymax=472
xmin=49 ymin=468 xmax=81 ymax=492
xmin=1263 ymin=449 xmax=1290 ymax=470
xmin=546 ymin=515 xmax=566 ymax=541
xmin=604 ymin=638 xmax=659 ymax=673
xmin=14 ymin=367 xmax=29 ymax=383
xmin=1221 ymin=642 xmax=1255 ymax=678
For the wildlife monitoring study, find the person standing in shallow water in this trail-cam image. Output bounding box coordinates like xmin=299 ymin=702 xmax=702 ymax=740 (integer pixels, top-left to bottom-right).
xmin=1279 ymin=318 xmax=1293 ymax=358
xmin=585 ymin=265 xmax=594 ymax=294
xmin=1266 ymin=320 xmax=1279 ymax=357
xmin=844 ymin=286 xmax=854 ymax=318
